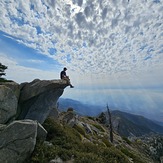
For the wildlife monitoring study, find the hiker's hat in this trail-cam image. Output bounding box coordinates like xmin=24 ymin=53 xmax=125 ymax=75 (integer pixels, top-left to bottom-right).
xmin=64 ymin=67 xmax=67 ymax=70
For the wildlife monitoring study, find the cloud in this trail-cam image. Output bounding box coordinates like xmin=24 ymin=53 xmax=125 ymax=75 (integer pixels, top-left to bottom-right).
xmin=0 ymin=53 xmax=58 ymax=83
xmin=0 ymin=0 xmax=162 ymax=77
xmin=27 ymin=59 xmax=45 ymax=63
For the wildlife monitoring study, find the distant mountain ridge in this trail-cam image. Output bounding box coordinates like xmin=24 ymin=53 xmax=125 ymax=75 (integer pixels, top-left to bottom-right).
xmin=58 ymin=98 xmax=104 ymax=116
xmin=153 ymin=120 xmax=163 ymax=127
xmin=111 ymin=110 xmax=163 ymax=137
xmin=58 ymin=98 xmax=163 ymax=137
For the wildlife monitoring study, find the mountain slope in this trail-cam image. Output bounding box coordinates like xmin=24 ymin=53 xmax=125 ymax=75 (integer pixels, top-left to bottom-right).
xmin=28 ymin=110 xmax=156 ymax=163
xmin=111 ymin=110 xmax=163 ymax=137
xmin=58 ymin=98 xmax=163 ymax=137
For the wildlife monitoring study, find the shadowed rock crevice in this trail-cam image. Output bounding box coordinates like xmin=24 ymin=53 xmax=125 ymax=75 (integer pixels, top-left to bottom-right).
xmin=24 ymin=89 xmax=63 ymax=123
xmin=17 ymin=95 xmax=39 ymax=120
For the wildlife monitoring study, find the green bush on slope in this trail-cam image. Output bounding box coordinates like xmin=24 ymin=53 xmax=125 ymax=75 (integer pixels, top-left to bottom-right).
xmin=29 ymin=118 xmax=150 ymax=163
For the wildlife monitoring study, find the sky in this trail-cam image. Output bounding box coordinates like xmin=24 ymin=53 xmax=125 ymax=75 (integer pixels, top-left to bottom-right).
xmin=0 ymin=0 xmax=163 ymax=122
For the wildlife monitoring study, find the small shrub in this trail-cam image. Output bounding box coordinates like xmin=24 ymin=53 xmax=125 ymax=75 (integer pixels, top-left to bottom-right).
xmin=120 ymin=147 xmax=145 ymax=163
xmin=73 ymin=124 xmax=86 ymax=136
xmin=101 ymin=137 xmax=112 ymax=147
xmin=92 ymin=123 xmax=105 ymax=132
xmin=74 ymin=152 xmax=103 ymax=163
xmin=100 ymin=147 xmax=130 ymax=163
xmin=43 ymin=118 xmax=65 ymax=141
xmin=122 ymin=136 xmax=132 ymax=145
xmin=87 ymin=116 xmax=95 ymax=121
xmin=28 ymin=141 xmax=58 ymax=163
xmin=67 ymin=107 xmax=73 ymax=112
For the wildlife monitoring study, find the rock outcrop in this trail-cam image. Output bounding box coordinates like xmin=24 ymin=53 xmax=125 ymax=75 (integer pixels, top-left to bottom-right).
xmin=18 ymin=79 xmax=68 ymax=124
xmin=0 ymin=79 xmax=68 ymax=163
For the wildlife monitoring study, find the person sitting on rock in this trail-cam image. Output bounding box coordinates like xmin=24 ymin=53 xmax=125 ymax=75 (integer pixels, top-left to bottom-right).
xmin=60 ymin=67 xmax=74 ymax=88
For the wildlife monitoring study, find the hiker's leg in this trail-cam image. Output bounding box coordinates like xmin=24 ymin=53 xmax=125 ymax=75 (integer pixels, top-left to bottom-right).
xmin=69 ymin=83 xmax=74 ymax=88
xmin=63 ymin=77 xmax=74 ymax=88
xmin=67 ymin=77 xmax=74 ymax=88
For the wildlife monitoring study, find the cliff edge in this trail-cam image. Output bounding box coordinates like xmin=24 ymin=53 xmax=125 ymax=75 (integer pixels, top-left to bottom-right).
xmin=0 ymin=79 xmax=69 ymax=124
xmin=17 ymin=79 xmax=68 ymax=124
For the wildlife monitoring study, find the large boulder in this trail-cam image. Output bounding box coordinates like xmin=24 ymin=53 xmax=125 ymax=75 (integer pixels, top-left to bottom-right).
xmin=0 ymin=120 xmax=37 ymax=163
xmin=0 ymin=85 xmax=18 ymax=124
xmin=18 ymin=79 xmax=68 ymax=124
xmin=0 ymin=81 xmax=20 ymax=100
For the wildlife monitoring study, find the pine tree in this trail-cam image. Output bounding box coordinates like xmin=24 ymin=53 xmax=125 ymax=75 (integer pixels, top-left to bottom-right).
xmin=0 ymin=63 xmax=7 ymax=79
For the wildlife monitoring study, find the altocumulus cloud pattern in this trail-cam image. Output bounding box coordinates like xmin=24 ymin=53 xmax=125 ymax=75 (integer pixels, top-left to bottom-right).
xmin=0 ymin=0 xmax=163 ymax=75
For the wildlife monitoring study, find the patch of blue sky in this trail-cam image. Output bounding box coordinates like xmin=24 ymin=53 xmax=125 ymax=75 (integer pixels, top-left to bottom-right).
xmin=158 ymin=49 xmax=163 ymax=54
xmin=0 ymin=31 xmax=26 ymax=43
xmin=78 ymin=53 xmax=84 ymax=60
xmin=71 ymin=8 xmax=75 ymax=13
xmin=0 ymin=31 xmax=61 ymax=71
xmin=18 ymin=53 xmax=61 ymax=71
xmin=17 ymin=8 xmax=26 ymax=15
xmin=51 ymin=40 xmax=57 ymax=45
xmin=30 ymin=4 xmax=35 ymax=10
xmin=34 ymin=13 xmax=40 ymax=19
xmin=82 ymin=42 xmax=87 ymax=48
xmin=36 ymin=26 xmax=42 ymax=34
xmin=0 ymin=31 xmax=32 ymax=57
xmin=147 ymin=48 xmax=154 ymax=54
xmin=144 ymin=54 xmax=152 ymax=61
xmin=124 ymin=38 xmax=128 ymax=43
xmin=34 ymin=11 xmax=45 ymax=19
xmin=8 ymin=8 xmax=28 ymax=26
xmin=66 ymin=54 xmax=71 ymax=63
xmin=41 ymin=1 xmax=50 ymax=10
xmin=153 ymin=0 xmax=161 ymax=3
xmin=139 ymin=31 xmax=143 ymax=35
xmin=9 ymin=16 xmax=25 ymax=26
xmin=73 ymin=47 xmax=78 ymax=51
xmin=61 ymin=54 xmax=71 ymax=63
xmin=49 ymin=48 xmax=57 ymax=55
xmin=140 ymin=44 xmax=148 ymax=51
